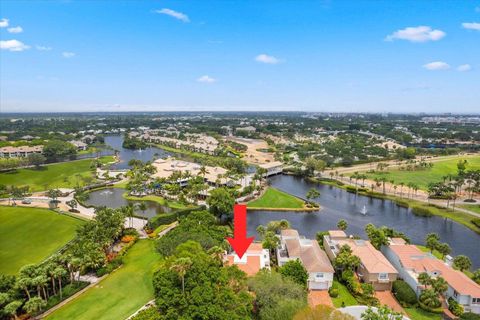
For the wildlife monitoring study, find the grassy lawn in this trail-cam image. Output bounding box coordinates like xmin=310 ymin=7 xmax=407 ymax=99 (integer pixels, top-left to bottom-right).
xmin=364 ymin=156 xmax=480 ymax=190
xmin=0 ymin=206 xmax=83 ymax=274
xmin=459 ymin=204 xmax=480 ymax=214
xmin=404 ymin=307 xmax=442 ymax=320
xmin=0 ymin=156 xmax=114 ymax=192
xmin=416 ymin=245 xmax=443 ymax=260
xmin=248 ymin=187 xmax=305 ymax=209
xmin=331 ymin=280 xmax=358 ymax=308
xmin=46 ymin=240 xmax=160 ymax=320
xmin=123 ymin=194 xmax=187 ymax=210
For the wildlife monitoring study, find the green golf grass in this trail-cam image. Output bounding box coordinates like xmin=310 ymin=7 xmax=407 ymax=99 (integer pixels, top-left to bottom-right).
xmin=0 ymin=206 xmax=84 ymax=275
xmin=0 ymin=156 xmax=114 ymax=192
xmin=248 ymin=187 xmax=305 ymax=209
xmin=46 ymin=240 xmax=160 ymax=320
xmin=364 ymin=156 xmax=480 ymax=190
xmin=459 ymin=204 xmax=480 ymax=214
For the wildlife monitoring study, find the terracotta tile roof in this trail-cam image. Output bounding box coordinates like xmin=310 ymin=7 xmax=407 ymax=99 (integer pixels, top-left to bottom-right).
xmin=389 ymin=244 xmax=480 ymax=297
xmin=283 ymin=229 xmax=334 ymax=274
xmin=337 ymin=238 xmax=397 ymax=274
xmin=226 ymin=255 xmax=261 ymax=276
xmin=328 ymin=230 xmax=347 ymax=238
xmin=224 ymin=243 xmax=267 ymax=276
xmin=281 ymin=229 xmax=300 ymax=238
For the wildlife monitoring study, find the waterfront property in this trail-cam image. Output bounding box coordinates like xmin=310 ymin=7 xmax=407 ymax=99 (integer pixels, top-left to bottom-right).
xmin=258 ymin=161 xmax=284 ymax=176
xmin=224 ymin=243 xmax=270 ymax=276
xmin=382 ymin=238 xmax=480 ymax=314
xmin=145 ymin=132 xmax=219 ymax=155
xmin=277 ymin=229 xmax=334 ymax=290
xmin=152 ymin=157 xmax=230 ymax=186
xmin=324 ymin=230 xmax=398 ymax=290
xmin=0 ymin=145 xmax=44 ymax=158
xmin=0 ymin=206 xmax=83 ymax=274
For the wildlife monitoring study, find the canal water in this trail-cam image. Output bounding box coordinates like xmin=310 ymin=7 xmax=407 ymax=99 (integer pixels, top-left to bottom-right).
xmin=247 ymin=175 xmax=480 ymax=268
xmin=84 ymin=188 xmax=172 ymax=218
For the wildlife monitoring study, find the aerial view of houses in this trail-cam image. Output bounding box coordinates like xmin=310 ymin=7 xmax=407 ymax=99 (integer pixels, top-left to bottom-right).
xmin=1 ymin=1 xmax=480 ymax=320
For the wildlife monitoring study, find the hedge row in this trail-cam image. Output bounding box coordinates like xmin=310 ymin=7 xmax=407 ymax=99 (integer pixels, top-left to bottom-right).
xmin=472 ymin=218 xmax=480 ymax=228
xmin=411 ymin=206 xmax=434 ymax=217
xmin=147 ymin=206 xmax=205 ymax=230
xmin=392 ymin=280 xmax=417 ymax=307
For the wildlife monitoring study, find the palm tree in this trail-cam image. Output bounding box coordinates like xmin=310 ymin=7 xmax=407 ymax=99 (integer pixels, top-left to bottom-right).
xmin=137 ymin=202 xmax=148 ymax=227
xmin=121 ymin=204 xmax=135 ymax=228
xmin=24 ymin=296 xmax=46 ymax=315
xmin=170 ymin=257 xmax=192 ymax=294
xmin=207 ymin=246 xmax=224 ymax=264
xmin=399 ymin=182 xmax=405 ymax=198
xmin=4 ymin=300 xmax=22 ymax=320
xmin=53 ymin=266 xmax=67 ymax=300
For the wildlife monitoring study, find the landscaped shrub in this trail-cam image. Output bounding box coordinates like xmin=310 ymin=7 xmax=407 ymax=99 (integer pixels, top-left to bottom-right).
xmin=328 ymin=286 xmax=339 ymax=298
xmin=411 ymin=206 xmax=433 ymax=217
xmin=121 ymin=235 xmax=136 ymax=243
xmin=392 ymin=280 xmax=417 ymax=306
xmin=448 ymin=297 xmax=464 ymax=317
xmin=472 ymin=218 xmax=480 ymax=229
xmin=394 ymin=199 xmax=410 ymax=208
xmin=148 ymin=213 xmax=177 ymax=229
xmin=96 ymin=256 xmax=123 ymax=277
xmin=122 ymin=228 xmax=139 ymax=237
xmin=346 ymin=186 xmax=357 ymax=193
xmin=460 ymin=312 xmax=480 ymax=320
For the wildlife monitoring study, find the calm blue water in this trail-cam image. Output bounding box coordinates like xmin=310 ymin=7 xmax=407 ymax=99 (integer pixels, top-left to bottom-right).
xmin=247 ymin=175 xmax=480 ymax=268
xmin=104 ymin=135 xmax=170 ymax=170
xmin=85 ymin=187 xmax=172 ymax=218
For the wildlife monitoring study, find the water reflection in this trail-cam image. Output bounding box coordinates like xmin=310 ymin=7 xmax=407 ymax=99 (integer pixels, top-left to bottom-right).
xmin=85 ymin=188 xmax=172 ymax=218
xmin=247 ymin=175 xmax=480 ymax=268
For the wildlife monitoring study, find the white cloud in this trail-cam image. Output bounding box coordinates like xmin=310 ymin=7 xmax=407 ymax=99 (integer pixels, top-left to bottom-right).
xmin=385 ymin=26 xmax=446 ymax=42
xmin=423 ymin=61 xmax=450 ymax=70
xmin=462 ymin=22 xmax=480 ymax=31
xmin=255 ymin=54 xmax=282 ymax=64
xmin=0 ymin=39 xmax=30 ymax=51
xmin=62 ymin=51 xmax=75 ymax=58
xmin=457 ymin=64 xmax=472 ymax=72
xmin=36 ymin=45 xmax=52 ymax=51
xmin=155 ymin=8 xmax=190 ymax=22
xmin=197 ymin=75 xmax=216 ymax=83
xmin=7 ymin=26 xmax=23 ymax=33
xmin=0 ymin=18 xmax=8 ymax=28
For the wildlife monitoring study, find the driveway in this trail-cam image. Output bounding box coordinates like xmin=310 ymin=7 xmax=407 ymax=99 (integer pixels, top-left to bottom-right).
xmin=375 ymin=291 xmax=406 ymax=314
xmin=308 ymin=290 xmax=334 ymax=308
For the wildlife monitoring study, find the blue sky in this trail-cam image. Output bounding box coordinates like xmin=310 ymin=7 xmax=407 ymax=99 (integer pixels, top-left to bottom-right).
xmin=0 ymin=0 xmax=479 ymax=113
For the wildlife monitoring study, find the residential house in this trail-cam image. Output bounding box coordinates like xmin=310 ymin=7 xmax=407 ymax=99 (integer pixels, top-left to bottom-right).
xmin=258 ymin=161 xmax=284 ymax=177
xmin=382 ymin=238 xmax=480 ymax=314
xmin=0 ymin=145 xmax=44 ymax=158
xmin=224 ymin=243 xmax=270 ymax=276
xmin=324 ymin=230 xmax=398 ymax=290
xmin=69 ymin=140 xmax=88 ymax=151
xmin=277 ymin=229 xmax=334 ymax=290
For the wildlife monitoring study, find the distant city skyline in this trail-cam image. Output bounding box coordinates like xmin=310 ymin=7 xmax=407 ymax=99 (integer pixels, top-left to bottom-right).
xmin=1 ymin=0 xmax=479 ymax=113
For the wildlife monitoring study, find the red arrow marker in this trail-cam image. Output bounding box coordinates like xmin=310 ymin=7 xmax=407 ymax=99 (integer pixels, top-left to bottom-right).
xmin=226 ymin=204 xmax=255 ymax=259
